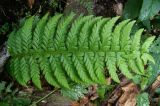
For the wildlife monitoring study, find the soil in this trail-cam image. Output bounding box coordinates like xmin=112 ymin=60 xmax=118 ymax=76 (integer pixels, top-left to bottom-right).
xmin=2 ymin=1 xmax=154 ymax=106
xmin=93 ymin=0 xmax=126 ymax=17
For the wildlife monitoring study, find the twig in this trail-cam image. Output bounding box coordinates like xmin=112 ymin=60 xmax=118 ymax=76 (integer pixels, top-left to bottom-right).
xmin=101 ymin=80 xmax=131 ymax=106
xmin=31 ymin=88 xmax=59 ymax=105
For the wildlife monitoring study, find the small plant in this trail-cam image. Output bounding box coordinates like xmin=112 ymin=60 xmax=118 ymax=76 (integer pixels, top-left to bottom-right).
xmin=136 ymin=92 xmax=149 ymax=106
xmin=61 ymin=84 xmax=88 ymax=100
xmin=0 ymin=81 xmax=31 ymax=106
xmin=47 ymin=0 xmax=63 ymax=12
xmin=7 ymin=13 xmax=155 ymax=89
xmin=0 ymin=23 xmax=9 ymax=35
xmin=123 ymin=0 xmax=160 ymax=30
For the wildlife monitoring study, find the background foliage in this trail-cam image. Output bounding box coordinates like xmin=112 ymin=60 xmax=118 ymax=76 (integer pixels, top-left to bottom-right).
xmin=0 ymin=0 xmax=160 ymax=106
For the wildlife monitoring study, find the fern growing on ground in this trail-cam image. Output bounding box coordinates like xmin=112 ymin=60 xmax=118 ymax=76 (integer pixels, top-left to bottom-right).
xmin=7 ymin=13 xmax=155 ymax=89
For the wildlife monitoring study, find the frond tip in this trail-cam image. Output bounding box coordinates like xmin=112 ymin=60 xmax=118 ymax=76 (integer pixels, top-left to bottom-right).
xmin=7 ymin=14 xmax=155 ymax=89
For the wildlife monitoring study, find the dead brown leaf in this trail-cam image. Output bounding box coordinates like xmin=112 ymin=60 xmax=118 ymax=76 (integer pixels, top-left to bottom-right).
xmin=88 ymin=84 xmax=98 ymax=100
xmin=106 ymin=77 xmax=112 ymax=85
xmin=150 ymin=75 xmax=160 ymax=94
xmin=113 ymin=2 xmax=123 ymax=15
xmin=27 ymin=0 xmax=35 ymax=9
xmin=90 ymin=93 xmax=99 ymax=101
xmin=117 ymin=83 xmax=139 ymax=106
xmin=121 ymin=83 xmax=139 ymax=92
xmin=21 ymin=86 xmax=34 ymax=94
xmin=108 ymin=89 xmax=122 ymax=104
xmin=71 ymin=101 xmax=80 ymax=106
xmin=79 ymin=96 xmax=89 ymax=105
xmin=102 ymin=78 xmax=140 ymax=106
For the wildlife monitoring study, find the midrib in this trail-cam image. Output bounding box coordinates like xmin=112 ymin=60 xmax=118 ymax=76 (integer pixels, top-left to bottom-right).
xmin=12 ymin=49 xmax=126 ymax=58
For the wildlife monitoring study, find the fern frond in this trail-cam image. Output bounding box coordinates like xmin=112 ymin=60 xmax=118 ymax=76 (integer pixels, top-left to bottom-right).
xmin=50 ymin=56 xmax=70 ymax=88
xmin=131 ymin=29 xmax=144 ymax=51
xmin=111 ymin=19 xmax=130 ymax=51
xmin=20 ymin=17 xmax=34 ymax=53
xmin=54 ymin=13 xmax=75 ymax=50
xmin=101 ymin=17 xmax=119 ymax=50
xmin=141 ymin=53 xmax=155 ymax=64
xmin=29 ymin=57 xmax=42 ymax=89
xmin=128 ymin=59 xmax=142 ymax=75
xmin=13 ymin=30 xmax=22 ymax=54
xmin=120 ymin=21 xmax=135 ymax=51
xmin=33 ymin=14 xmax=49 ymax=50
xmin=12 ymin=58 xmax=26 ymax=86
xmin=90 ymin=18 xmax=108 ymax=50
xmin=61 ymin=55 xmax=81 ymax=83
xmin=20 ymin=57 xmax=30 ymax=84
xmin=72 ymin=54 xmax=93 ymax=84
xmin=106 ymin=52 xmax=120 ymax=83
xmin=67 ymin=15 xmax=92 ymax=50
xmin=7 ymin=30 xmax=16 ymax=54
xmin=7 ymin=14 xmax=155 ymax=89
xmin=141 ymin=36 xmax=156 ymax=52
xmin=39 ymin=57 xmax=60 ymax=87
xmin=136 ymin=57 xmax=145 ymax=74
xmin=43 ymin=14 xmax=62 ymax=50
xmin=94 ymin=53 xmax=106 ymax=84
xmin=117 ymin=55 xmax=133 ymax=79
xmin=78 ymin=16 xmax=101 ymax=50
xmin=84 ymin=53 xmax=98 ymax=82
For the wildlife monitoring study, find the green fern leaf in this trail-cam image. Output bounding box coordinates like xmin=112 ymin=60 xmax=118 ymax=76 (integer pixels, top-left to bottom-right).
xmin=131 ymin=29 xmax=144 ymax=51
xmin=29 ymin=57 xmax=42 ymax=89
xmin=20 ymin=17 xmax=34 ymax=53
xmin=120 ymin=21 xmax=136 ymax=51
xmin=78 ymin=16 xmax=101 ymax=50
xmin=101 ymin=17 xmax=119 ymax=50
xmin=12 ymin=58 xmax=26 ymax=86
xmin=141 ymin=36 xmax=156 ymax=52
xmin=67 ymin=15 xmax=92 ymax=50
xmin=141 ymin=53 xmax=155 ymax=64
xmin=33 ymin=14 xmax=49 ymax=50
xmin=90 ymin=18 xmax=108 ymax=50
xmin=43 ymin=14 xmax=62 ymax=50
xmin=128 ymin=59 xmax=143 ymax=75
xmin=111 ymin=19 xmax=130 ymax=51
xmin=72 ymin=54 xmax=93 ymax=84
xmin=117 ymin=54 xmax=133 ymax=79
xmin=106 ymin=52 xmax=120 ymax=83
xmin=84 ymin=53 xmax=99 ymax=82
xmin=136 ymin=57 xmax=145 ymax=74
xmin=7 ymin=14 xmax=155 ymax=89
xmin=50 ymin=56 xmax=70 ymax=88
xmin=61 ymin=55 xmax=81 ymax=83
xmin=40 ymin=57 xmax=60 ymax=87
xmin=94 ymin=53 xmax=106 ymax=84
xmin=20 ymin=57 xmax=30 ymax=84
xmin=7 ymin=30 xmax=16 ymax=54
xmin=54 ymin=13 xmax=75 ymax=50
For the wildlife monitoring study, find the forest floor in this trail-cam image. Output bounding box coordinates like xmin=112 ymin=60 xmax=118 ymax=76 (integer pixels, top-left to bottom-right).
xmin=0 ymin=0 xmax=160 ymax=106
